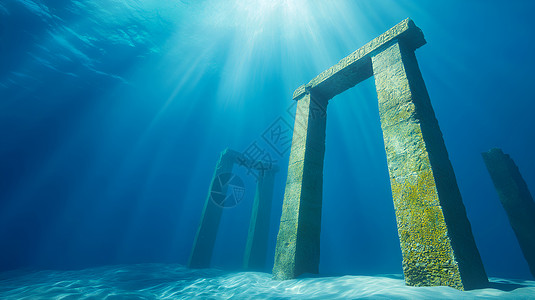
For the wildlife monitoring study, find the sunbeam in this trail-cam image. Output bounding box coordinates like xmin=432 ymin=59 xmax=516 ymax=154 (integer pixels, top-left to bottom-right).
xmin=1 ymin=0 xmax=535 ymax=297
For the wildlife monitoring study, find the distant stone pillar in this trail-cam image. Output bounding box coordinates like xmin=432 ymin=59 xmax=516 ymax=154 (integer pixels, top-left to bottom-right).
xmin=243 ymin=169 xmax=277 ymax=270
xmin=188 ymin=149 xmax=234 ymax=268
xmin=482 ymin=148 xmax=535 ymax=277
xmin=272 ymin=92 xmax=328 ymax=280
xmin=371 ymin=41 xmax=488 ymax=290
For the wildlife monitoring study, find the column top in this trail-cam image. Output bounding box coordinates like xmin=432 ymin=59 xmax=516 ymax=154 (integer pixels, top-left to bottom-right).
xmin=293 ymin=18 xmax=426 ymax=101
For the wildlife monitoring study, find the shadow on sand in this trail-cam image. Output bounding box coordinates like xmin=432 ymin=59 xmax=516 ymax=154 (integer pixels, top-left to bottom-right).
xmin=488 ymin=281 xmax=527 ymax=292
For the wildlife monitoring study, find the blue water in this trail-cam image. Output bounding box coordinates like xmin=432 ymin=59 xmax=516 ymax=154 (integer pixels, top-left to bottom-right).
xmin=1 ymin=0 xmax=535 ymax=298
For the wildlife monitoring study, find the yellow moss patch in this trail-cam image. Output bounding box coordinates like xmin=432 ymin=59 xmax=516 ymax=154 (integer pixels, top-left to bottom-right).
xmin=390 ymin=169 xmax=440 ymax=209
xmin=395 ymin=206 xmax=463 ymax=290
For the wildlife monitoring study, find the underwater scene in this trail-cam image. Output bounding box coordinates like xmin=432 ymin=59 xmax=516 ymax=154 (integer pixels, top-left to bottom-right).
xmin=1 ymin=0 xmax=535 ymax=299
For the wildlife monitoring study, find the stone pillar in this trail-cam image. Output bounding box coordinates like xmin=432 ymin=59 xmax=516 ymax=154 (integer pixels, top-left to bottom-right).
xmin=482 ymin=148 xmax=535 ymax=277
xmin=188 ymin=149 xmax=234 ymax=268
xmin=243 ymin=169 xmax=276 ymax=270
xmin=272 ymin=92 xmax=328 ymax=280
xmin=371 ymin=41 xmax=488 ymax=290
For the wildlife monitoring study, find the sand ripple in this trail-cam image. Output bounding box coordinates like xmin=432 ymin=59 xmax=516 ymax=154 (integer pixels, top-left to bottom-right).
xmin=0 ymin=264 xmax=534 ymax=299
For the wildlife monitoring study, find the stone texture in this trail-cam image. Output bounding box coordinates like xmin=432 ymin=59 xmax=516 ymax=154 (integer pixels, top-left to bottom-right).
xmin=273 ymin=18 xmax=488 ymax=290
xmin=292 ymin=18 xmax=425 ymax=101
xmin=372 ymin=41 xmax=487 ymax=290
xmin=188 ymin=149 xmax=234 ymax=268
xmin=272 ymin=93 xmax=328 ymax=280
xmin=482 ymin=148 xmax=535 ymax=278
xmin=243 ymin=169 xmax=277 ymax=270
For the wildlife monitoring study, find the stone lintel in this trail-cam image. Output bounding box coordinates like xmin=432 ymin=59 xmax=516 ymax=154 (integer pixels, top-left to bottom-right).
xmin=224 ymin=148 xmax=279 ymax=172
xmin=293 ymin=18 xmax=426 ymax=101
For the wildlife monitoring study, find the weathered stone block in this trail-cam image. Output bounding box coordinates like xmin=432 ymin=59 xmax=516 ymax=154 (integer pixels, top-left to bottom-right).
xmin=244 ymin=170 xmax=276 ymax=270
xmin=292 ymin=18 xmax=425 ymax=101
xmin=373 ymin=40 xmax=487 ymax=290
xmin=395 ymin=206 xmax=463 ymax=289
xmin=272 ymin=93 xmax=327 ymax=280
xmin=482 ymin=148 xmax=535 ymax=277
xmin=188 ymin=149 xmax=234 ymax=268
xmin=389 ymin=170 xmax=441 ymax=208
xmin=380 ymin=121 xmax=433 ymax=178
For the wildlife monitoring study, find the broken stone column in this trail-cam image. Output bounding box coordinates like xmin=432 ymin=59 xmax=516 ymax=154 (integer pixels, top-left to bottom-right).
xmin=372 ymin=40 xmax=488 ymax=290
xmin=482 ymin=148 xmax=535 ymax=277
xmin=243 ymin=168 xmax=277 ymax=270
xmin=188 ymin=149 xmax=234 ymax=268
xmin=272 ymin=92 xmax=328 ymax=280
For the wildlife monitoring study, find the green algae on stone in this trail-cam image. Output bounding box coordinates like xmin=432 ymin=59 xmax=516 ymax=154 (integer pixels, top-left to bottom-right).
xmin=272 ymin=18 xmax=487 ymax=290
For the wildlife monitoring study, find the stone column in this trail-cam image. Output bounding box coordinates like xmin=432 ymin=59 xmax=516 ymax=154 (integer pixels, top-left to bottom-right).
xmin=188 ymin=149 xmax=234 ymax=268
xmin=482 ymin=148 xmax=535 ymax=277
xmin=272 ymin=92 xmax=328 ymax=280
xmin=243 ymin=169 xmax=276 ymax=270
xmin=372 ymin=41 xmax=488 ymax=290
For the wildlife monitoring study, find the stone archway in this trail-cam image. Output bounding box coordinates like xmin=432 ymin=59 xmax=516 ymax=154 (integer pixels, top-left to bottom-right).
xmin=271 ymin=19 xmax=488 ymax=291
xmin=188 ymin=148 xmax=278 ymax=270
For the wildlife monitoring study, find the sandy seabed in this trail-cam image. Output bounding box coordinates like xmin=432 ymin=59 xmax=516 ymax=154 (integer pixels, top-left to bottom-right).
xmin=0 ymin=264 xmax=534 ymax=299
